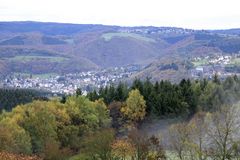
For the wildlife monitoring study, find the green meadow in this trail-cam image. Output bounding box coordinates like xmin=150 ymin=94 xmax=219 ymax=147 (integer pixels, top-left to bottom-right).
xmin=102 ymin=32 xmax=156 ymax=42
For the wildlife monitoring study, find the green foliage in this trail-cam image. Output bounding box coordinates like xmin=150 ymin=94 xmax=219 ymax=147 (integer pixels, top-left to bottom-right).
xmin=76 ymin=88 xmax=83 ymax=96
xmin=22 ymin=102 xmax=59 ymax=153
xmin=87 ymin=76 xmax=240 ymax=118
xmin=0 ymin=119 xmax=32 ymax=154
xmin=8 ymin=55 xmax=68 ymax=63
xmin=87 ymin=82 xmax=129 ymax=104
xmin=1 ymin=76 xmax=240 ymax=159
xmin=0 ymin=88 xmax=48 ymax=111
xmin=121 ymin=89 xmax=146 ymax=122
xmin=0 ymin=96 xmax=111 ymax=159
xmin=68 ymin=153 xmax=90 ymax=160
xmin=84 ymin=128 xmax=115 ymax=160
xmin=108 ymin=101 xmax=124 ymax=130
xmin=65 ymin=96 xmax=110 ymax=132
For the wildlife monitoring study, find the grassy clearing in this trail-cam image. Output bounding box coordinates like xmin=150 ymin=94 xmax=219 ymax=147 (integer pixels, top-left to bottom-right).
xmin=102 ymin=32 xmax=156 ymax=42
xmin=8 ymin=55 xmax=68 ymax=62
xmin=230 ymin=58 xmax=240 ymax=65
xmin=192 ymin=59 xmax=208 ymax=67
xmin=13 ymin=72 xmax=58 ymax=79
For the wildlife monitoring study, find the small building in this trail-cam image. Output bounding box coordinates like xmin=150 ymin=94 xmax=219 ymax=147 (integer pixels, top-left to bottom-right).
xmin=196 ymin=66 xmax=204 ymax=72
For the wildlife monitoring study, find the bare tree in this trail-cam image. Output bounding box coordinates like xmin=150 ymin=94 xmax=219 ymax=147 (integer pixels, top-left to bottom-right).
xmin=207 ymin=105 xmax=240 ymax=160
xmin=128 ymin=129 xmax=166 ymax=160
xmin=168 ymin=122 xmax=191 ymax=160
xmin=188 ymin=112 xmax=209 ymax=160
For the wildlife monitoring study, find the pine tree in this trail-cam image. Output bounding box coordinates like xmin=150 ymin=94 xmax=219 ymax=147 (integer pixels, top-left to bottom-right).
xmin=76 ymin=88 xmax=82 ymax=96
xmin=213 ymin=73 xmax=221 ymax=85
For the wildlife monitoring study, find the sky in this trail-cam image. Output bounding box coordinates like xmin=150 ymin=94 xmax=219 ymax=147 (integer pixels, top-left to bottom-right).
xmin=0 ymin=0 xmax=240 ymax=29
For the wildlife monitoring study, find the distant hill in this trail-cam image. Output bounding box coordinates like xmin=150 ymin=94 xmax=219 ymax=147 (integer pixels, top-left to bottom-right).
xmin=129 ymin=56 xmax=191 ymax=82
xmin=210 ymin=29 xmax=240 ymax=36
xmin=0 ymin=21 xmax=240 ymax=77
xmin=0 ymin=21 xmax=116 ymax=35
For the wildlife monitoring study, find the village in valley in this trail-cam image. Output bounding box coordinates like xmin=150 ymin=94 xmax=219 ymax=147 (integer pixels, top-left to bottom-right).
xmin=190 ymin=53 xmax=240 ymax=79
xmin=2 ymin=53 xmax=240 ymax=95
xmin=0 ymin=65 xmax=141 ymax=95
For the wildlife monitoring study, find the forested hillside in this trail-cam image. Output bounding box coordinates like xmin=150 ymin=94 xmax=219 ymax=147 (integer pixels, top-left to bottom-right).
xmin=1 ymin=22 xmax=240 ymax=80
xmin=1 ymin=76 xmax=240 ymax=159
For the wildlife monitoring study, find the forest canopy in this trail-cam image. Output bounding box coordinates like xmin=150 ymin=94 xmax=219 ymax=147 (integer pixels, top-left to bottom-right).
xmin=1 ymin=75 xmax=240 ymax=159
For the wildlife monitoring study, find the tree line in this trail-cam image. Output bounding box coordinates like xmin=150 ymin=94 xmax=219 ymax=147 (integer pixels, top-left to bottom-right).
xmin=0 ymin=88 xmax=49 ymax=111
xmin=87 ymin=75 xmax=240 ymax=117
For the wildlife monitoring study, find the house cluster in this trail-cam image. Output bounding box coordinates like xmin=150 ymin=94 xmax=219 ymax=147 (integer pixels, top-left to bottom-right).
xmin=191 ymin=54 xmax=240 ymax=79
xmin=1 ymin=66 xmax=141 ymax=95
xmin=209 ymin=56 xmax=231 ymax=64
xmin=191 ymin=65 xmax=232 ymax=79
xmin=119 ymin=27 xmax=198 ymax=35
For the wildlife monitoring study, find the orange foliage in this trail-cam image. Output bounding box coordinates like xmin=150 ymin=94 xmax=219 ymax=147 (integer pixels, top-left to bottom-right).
xmin=111 ymin=139 xmax=136 ymax=159
xmin=0 ymin=152 xmax=42 ymax=160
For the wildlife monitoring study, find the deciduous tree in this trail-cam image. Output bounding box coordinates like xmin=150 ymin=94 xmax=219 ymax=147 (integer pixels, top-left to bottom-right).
xmin=121 ymin=89 xmax=146 ymax=123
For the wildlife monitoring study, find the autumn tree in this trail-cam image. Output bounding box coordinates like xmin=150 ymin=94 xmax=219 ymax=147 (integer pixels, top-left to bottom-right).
xmin=111 ymin=139 xmax=136 ymax=160
xmin=108 ymin=101 xmax=124 ymax=130
xmin=147 ymin=136 xmax=166 ymax=160
xmin=21 ymin=103 xmax=59 ymax=155
xmin=84 ymin=128 xmax=115 ymax=160
xmin=0 ymin=119 xmax=32 ymax=155
xmin=128 ymin=129 xmax=149 ymax=160
xmin=121 ymin=89 xmax=146 ymax=123
xmin=0 ymin=97 xmax=111 ymax=158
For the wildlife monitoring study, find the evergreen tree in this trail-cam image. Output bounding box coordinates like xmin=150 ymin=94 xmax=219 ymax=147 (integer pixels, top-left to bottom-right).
xmin=213 ymin=73 xmax=221 ymax=85
xmin=142 ymin=78 xmax=154 ymax=113
xmin=87 ymin=90 xmax=98 ymax=101
xmin=76 ymin=88 xmax=83 ymax=96
xmin=131 ymin=79 xmax=144 ymax=93
xmin=115 ymin=82 xmax=128 ymax=102
xmin=60 ymin=95 xmax=67 ymax=104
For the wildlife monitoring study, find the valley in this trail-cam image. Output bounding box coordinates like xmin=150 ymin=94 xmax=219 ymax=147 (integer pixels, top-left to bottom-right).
xmin=1 ymin=22 xmax=240 ymax=83
xmin=1 ymin=0 xmax=240 ymax=158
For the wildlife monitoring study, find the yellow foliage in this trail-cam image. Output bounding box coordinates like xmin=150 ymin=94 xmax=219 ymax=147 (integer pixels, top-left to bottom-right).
xmin=121 ymin=89 xmax=146 ymax=122
xmin=111 ymin=139 xmax=136 ymax=159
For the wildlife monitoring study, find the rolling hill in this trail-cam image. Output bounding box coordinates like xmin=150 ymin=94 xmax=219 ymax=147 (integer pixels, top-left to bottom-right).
xmin=1 ymin=21 xmax=240 ymax=79
xmin=129 ymin=56 xmax=191 ymax=83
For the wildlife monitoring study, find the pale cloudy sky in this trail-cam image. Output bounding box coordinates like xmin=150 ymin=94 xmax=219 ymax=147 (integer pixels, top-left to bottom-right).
xmin=0 ymin=0 xmax=240 ymax=29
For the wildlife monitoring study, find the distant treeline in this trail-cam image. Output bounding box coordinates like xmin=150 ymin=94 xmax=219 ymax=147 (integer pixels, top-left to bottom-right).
xmin=0 ymin=88 xmax=49 ymax=111
xmin=87 ymin=75 xmax=240 ymax=117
